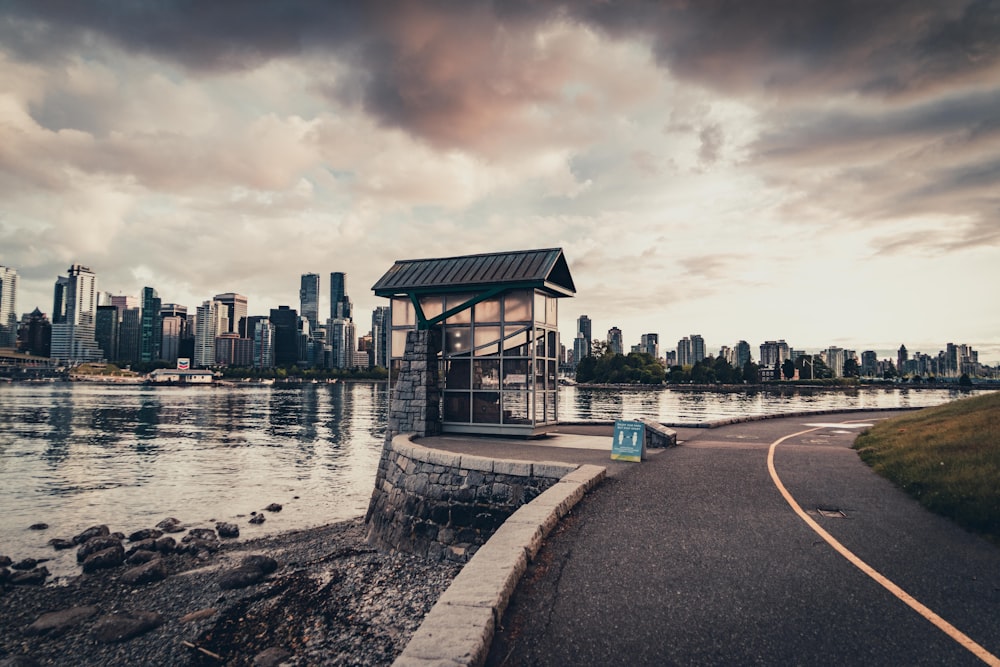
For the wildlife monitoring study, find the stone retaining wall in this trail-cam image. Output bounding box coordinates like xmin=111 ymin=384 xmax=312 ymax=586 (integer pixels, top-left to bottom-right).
xmin=365 ymin=434 xmax=577 ymax=562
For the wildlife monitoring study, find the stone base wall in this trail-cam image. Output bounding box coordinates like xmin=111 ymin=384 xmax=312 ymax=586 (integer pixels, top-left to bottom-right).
xmin=365 ymin=434 xmax=576 ymax=562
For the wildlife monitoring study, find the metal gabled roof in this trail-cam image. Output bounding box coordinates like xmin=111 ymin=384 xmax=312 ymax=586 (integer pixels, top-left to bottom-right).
xmin=372 ymin=248 xmax=576 ymax=298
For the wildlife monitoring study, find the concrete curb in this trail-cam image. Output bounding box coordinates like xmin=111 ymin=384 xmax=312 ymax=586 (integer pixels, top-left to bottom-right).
xmin=393 ymin=460 xmax=607 ymax=666
xmin=556 ymin=406 xmax=920 ymax=430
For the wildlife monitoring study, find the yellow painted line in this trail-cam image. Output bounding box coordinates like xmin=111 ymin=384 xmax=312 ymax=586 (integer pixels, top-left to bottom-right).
xmin=768 ymin=426 xmax=1000 ymax=667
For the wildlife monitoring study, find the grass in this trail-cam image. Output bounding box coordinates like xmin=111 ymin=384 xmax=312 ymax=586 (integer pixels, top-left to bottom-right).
xmin=854 ymin=391 xmax=1000 ymax=545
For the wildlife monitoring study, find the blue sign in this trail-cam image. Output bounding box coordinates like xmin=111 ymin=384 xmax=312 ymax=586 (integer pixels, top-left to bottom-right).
xmin=612 ymin=420 xmax=646 ymax=462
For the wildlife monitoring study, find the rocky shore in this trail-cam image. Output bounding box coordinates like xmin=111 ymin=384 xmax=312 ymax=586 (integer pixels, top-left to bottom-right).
xmin=0 ymin=517 xmax=461 ymax=666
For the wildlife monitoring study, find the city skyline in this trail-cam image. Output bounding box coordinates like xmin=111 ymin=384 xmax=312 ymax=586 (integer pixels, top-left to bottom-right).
xmin=1 ymin=4 xmax=998 ymax=363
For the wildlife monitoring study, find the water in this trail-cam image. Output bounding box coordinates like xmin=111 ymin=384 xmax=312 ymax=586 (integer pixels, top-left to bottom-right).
xmin=0 ymin=381 xmax=986 ymax=577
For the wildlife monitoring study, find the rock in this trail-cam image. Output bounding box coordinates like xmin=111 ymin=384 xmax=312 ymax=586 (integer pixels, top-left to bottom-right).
xmin=110 ymin=532 xmax=125 ymax=540
xmin=0 ymin=567 xmax=9 ymax=582
xmin=264 ymin=503 xmax=283 ymax=512
xmin=216 ymin=522 xmax=240 ymax=538
xmin=120 ymin=559 xmax=167 ymax=586
xmin=72 ymin=524 xmax=109 ymax=545
xmin=48 ymin=538 xmax=74 ymax=550
xmin=23 ymin=605 xmax=99 ymax=636
xmin=12 ymin=558 xmax=41 ymax=571
xmin=125 ymin=549 xmax=159 ymax=565
xmin=127 ymin=528 xmax=163 ymax=542
xmin=92 ymin=611 xmax=163 ymax=643
xmin=218 ymin=565 xmax=267 ymax=590
xmin=182 ymin=528 xmax=217 ymax=543
xmin=241 ymin=555 xmax=278 ymax=575
xmin=154 ymin=536 xmax=176 ymax=553
xmin=10 ymin=567 xmax=50 ymax=585
xmin=248 ymin=514 xmax=266 ymax=525
xmin=155 ymin=517 xmax=184 ymax=533
xmin=253 ymin=647 xmax=293 ymax=667
xmin=0 ymin=555 xmax=11 ymax=567
xmin=28 ymin=523 xmax=48 ymax=530
xmin=125 ymin=538 xmax=158 ymax=557
xmin=0 ymin=656 xmax=41 ymax=666
xmin=178 ymin=538 xmax=218 ymax=556
xmin=77 ymin=536 xmax=123 ymax=563
xmin=179 ymin=608 xmax=217 ymax=624
xmin=82 ymin=544 xmax=125 ymax=573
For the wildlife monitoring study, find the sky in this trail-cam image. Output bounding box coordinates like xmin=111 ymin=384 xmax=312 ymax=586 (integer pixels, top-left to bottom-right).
xmin=1 ymin=1 xmax=998 ymax=363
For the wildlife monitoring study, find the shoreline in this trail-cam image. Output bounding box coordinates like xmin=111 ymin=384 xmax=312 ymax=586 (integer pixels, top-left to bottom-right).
xmin=0 ymin=517 xmax=461 ymax=666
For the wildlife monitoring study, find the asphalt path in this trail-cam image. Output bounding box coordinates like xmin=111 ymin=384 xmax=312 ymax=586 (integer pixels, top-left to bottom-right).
xmin=485 ymin=412 xmax=1000 ymax=666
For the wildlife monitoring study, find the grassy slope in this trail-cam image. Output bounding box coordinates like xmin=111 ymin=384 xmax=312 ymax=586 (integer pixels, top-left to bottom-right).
xmin=854 ymin=391 xmax=1000 ymax=543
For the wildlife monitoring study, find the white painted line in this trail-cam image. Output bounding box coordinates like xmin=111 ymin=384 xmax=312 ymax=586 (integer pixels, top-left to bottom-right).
xmin=768 ymin=426 xmax=1000 ymax=667
xmin=803 ymin=422 xmax=874 ymax=429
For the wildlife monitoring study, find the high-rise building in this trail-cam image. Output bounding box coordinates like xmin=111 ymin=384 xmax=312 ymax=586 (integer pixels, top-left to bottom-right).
xmin=0 ymin=265 xmax=18 ymax=348
xmin=327 ymin=317 xmax=356 ymax=368
xmin=213 ymin=293 xmax=246 ymax=336
xmin=690 ymin=334 xmax=706 ymax=363
xmin=49 ymin=264 xmax=103 ymax=364
xmin=300 ymin=273 xmax=320 ymax=333
xmin=270 ymin=306 xmax=300 ymax=366
xmin=252 ymin=318 xmax=275 ymax=369
xmin=826 ymin=346 xmax=846 ymax=378
xmin=372 ymin=306 xmax=391 ymax=368
xmin=735 ymin=340 xmax=751 ymax=368
xmin=21 ymin=308 xmax=51 ymax=357
xmin=577 ymin=315 xmax=592 ymax=357
xmin=118 ymin=308 xmax=142 ymax=363
xmin=195 ymin=300 xmax=227 ymax=368
xmin=759 ymin=340 xmax=790 ymax=368
xmin=861 ymin=350 xmax=878 ymax=376
xmin=897 ymin=344 xmax=908 ymax=375
xmin=677 ymin=337 xmax=692 ymax=367
xmin=95 ymin=305 xmax=120 ymax=360
xmin=330 ymin=272 xmax=352 ymax=320
xmin=52 ymin=276 xmax=69 ymax=325
xmin=140 ymin=286 xmax=162 ymax=362
xmin=607 ymin=327 xmax=623 ymax=355
xmin=572 ymin=332 xmax=588 ymax=367
xmin=159 ymin=304 xmax=188 ymax=364
xmin=640 ymin=333 xmax=659 ymax=360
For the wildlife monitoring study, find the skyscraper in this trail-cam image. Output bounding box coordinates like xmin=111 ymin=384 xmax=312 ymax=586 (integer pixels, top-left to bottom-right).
xmin=0 ymin=265 xmax=17 ymax=348
xmin=52 ymin=276 xmax=69 ymax=325
xmin=690 ymin=334 xmax=706 ymax=363
xmin=759 ymin=340 xmax=790 ymax=368
xmin=270 ymin=306 xmax=300 ymax=366
xmin=372 ymin=306 xmax=391 ymax=368
xmin=640 ymin=333 xmax=659 ymax=360
xmin=577 ymin=315 xmax=592 ymax=357
xmin=160 ymin=304 xmax=188 ymax=364
xmin=735 ymin=340 xmax=751 ymax=368
xmin=300 ymin=273 xmax=320 ymax=332
xmin=330 ymin=272 xmax=352 ymax=320
xmin=213 ymin=293 xmax=246 ymax=336
xmin=50 ymin=264 xmax=103 ymax=364
xmin=140 ymin=286 xmax=162 ymax=362
xmin=195 ymin=300 xmax=227 ymax=368
xmin=607 ymin=327 xmax=623 ymax=355
xmin=95 ymin=305 xmax=120 ymax=360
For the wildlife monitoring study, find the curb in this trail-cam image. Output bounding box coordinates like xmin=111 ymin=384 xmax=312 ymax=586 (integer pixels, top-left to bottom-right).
xmin=393 ymin=462 xmax=607 ymax=666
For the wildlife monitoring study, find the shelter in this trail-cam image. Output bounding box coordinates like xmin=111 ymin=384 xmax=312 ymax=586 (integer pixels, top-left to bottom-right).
xmin=372 ymin=248 xmax=576 ymax=436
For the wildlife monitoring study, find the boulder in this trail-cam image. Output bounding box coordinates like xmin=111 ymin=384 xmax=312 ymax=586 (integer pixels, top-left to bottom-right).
xmin=48 ymin=538 xmax=74 ymax=550
xmin=24 ymin=605 xmax=99 ymax=636
xmin=120 ymin=559 xmax=167 ymax=586
xmin=125 ymin=549 xmax=159 ymax=565
xmin=264 ymin=503 xmax=283 ymax=512
xmin=92 ymin=611 xmax=163 ymax=643
xmin=216 ymin=522 xmax=240 ymax=538
xmin=178 ymin=538 xmax=218 ymax=556
xmin=125 ymin=538 xmax=158 ymax=557
xmin=10 ymin=567 xmax=50 ymax=585
xmin=0 ymin=555 xmax=11 ymax=567
xmin=0 ymin=655 xmax=41 ymax=667
xmin=218 ymin=565 xmax=267 ymax=590
xmin=182 ymin=528 xmax=217 ymax=543
xmin=82 ymin=544 xmax=125 ymax=573
xmin=12 ymin=558 xmax=41 ymax=571
xmin=248 ymin=514 xmax=265 ymax=525
xmin=77 ymin=536 xmax=123 ymax=563
xmin=241 ymin=555 xmax=278 ymax=575
xmin=72 ymin=525 xmax=109 ymax=545
xmin=0 ymin=567 xmax=9 ymax=582
xmin=127 ymin=528 xmax=163 ymax=542
xmin=28 ymin=523 xmax=48 ymax=531
xmin=154 ymin=536 xmax=176 ymax=553
xmin=155 ymin=517 xmax=184 ymax=533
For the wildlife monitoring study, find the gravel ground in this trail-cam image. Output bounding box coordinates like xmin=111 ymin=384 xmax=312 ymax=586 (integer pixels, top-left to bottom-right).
xmin=0 ymin=518 xmax=461 ymax=666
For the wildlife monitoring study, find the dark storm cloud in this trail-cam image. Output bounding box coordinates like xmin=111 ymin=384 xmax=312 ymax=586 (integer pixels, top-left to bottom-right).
xmin=5 ymin=1 xmax=998 ymax=146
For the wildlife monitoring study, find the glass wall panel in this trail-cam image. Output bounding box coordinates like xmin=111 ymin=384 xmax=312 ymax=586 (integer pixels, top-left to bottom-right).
xmin=474 ymin=297 xmax=501 ymax=323
xmin=472 ymin=392 xmax=501 ymax=423
xmin=504 ymin=290 xmax=531 ymax=323
xmin=502 ymin=359 xmax=529 ymax=389
xmin=502 ymin=327 xmax=531 ymax=357
xmin=443 ymin=392 xmax=470 ymax=422
xmin=419 ymin=296 xmax=444 ymax=322
xmin=391 ymin=298 xmax=414 ymax=326
xmin=502 ymin=390 xmax=530 ymax=424
xmin=444 ymin=359 xmax=472 ymax=389
xmin=534 ymin=330 xmax=546 ymax=358
xmin=547 ymin=360 xmax=557 ymax=387
xmin=473 ymin=359 xmax=500 ymax=389
xmin=444 ymin=326 xmax=471 ymax=356
xmin=547 ymin=331 xmax=558 ymax=359
xmin=535 ymin=358 xmax=546 ymax=388
xmin=474 ymin=326 xmax=501 ymax=356
xmin=445 ymin=294 xmax=473 ymax=324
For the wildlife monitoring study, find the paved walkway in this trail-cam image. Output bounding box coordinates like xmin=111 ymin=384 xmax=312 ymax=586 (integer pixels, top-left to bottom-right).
xmin=424 ymin=413 xmax=1000 ymax=666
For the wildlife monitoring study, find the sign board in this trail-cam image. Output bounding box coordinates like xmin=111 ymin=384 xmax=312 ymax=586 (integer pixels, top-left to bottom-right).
xmin=177 ymin=358 xmax=190 ymax=370
xmin=612 ymin=419 xmax=646 ymax=462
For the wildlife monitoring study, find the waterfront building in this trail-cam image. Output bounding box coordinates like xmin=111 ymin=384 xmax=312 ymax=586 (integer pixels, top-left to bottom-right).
xmin=677 ymin=337 xmax=692 ymax=367
xmin=861 ymin=350 xmax=878 ymax=376
xmin=215 ymin=332 xmax=253 ymax=367
xmin=897 ymin=344 xmax=908 ymax=376
xmin=330 ymin=272 xmax=352 ymax=320
xmin=300 ymin=273 xmax=321 ymax=333
xmin=640 ymin=333 xmax=659 ymax=360
xmin=95 ymin=305 xmax=119 ymax=361
xmin=140 ymin=286 xmax=162 ymax=362
xmin=826 ymin=346 xmax=846 ymax=378
xmin=118 ymin=308 xmax=142 ymax=364
xmin=760 ymin=340 xmax=791 ymax=368
xmin=195 ymin=300 xmax=227 ymax=368
xmin=0 ymin=266 xmax=17 ymax=348
xmin=573 ymin=333 xmax=588 ymax=368
xmin=735 ymin=340 xmax=751 ymax=368
xmin=19 ymin=308 xmax=51 ymax=357
xmin=607 ymin=327 xmax=623 ymax=355
xmin=252 ymin=318 xmax=275 ymax=369
xmin=52 ymin=276 xmax=69 ymax=325
xmin=160 ymin=304 xmax=188 ymax=364
xmin=690 ymin=334 xmax=706 ymax=363
xmin=577 ymin=315 xmax=592 ymax=357
xmin=49 ymin=265 xmax=103 ymax=364
xmin=327 ymin=317 xmax=356 ymax=368
xmin=374 ymin=247 xmax=575 ymax=436
xmin=213 ymin=293 xmax=247 ymax=336
xmin=372 ymin=306 xmax=390 ymax=368
xmin=269 ymin=306 xmax=300 ymax=366
xmin=719 ymin=345 xmax=734 ymax=366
